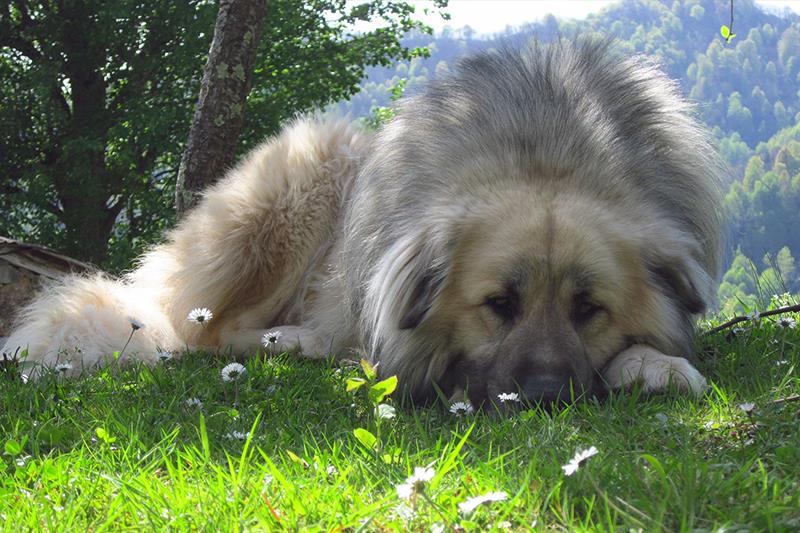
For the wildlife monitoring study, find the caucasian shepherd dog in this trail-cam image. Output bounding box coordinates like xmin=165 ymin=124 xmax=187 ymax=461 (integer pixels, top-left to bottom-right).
xmin=4 ymin=40 xmax=723 ymax=407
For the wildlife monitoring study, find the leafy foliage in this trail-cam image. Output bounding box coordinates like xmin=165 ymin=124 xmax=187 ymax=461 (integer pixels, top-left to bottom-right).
xmin=0 ymin=0 xmax=215 ymax=267
xmin=724 ymin=130 xmax=800 ymax=293
xmin=0 ymin=0 xmax=445 ymax=270
xmin=717 ymin=247 xmax=797 ymax=315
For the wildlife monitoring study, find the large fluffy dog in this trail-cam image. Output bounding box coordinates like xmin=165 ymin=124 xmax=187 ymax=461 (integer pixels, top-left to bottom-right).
xmin=4 ymin=40 xmax=723 ymax=405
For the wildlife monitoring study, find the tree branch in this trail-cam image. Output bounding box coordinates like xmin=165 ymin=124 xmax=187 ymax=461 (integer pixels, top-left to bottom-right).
xmin=703 ymin=303 xmax=800 ymax=336
xmin=0 ymin=31 xmax=42 ymax=61
xmin=1 ymin=177 xmax=62 ymax=217
xmin=108 ymin=20 xmax=177 ymax=112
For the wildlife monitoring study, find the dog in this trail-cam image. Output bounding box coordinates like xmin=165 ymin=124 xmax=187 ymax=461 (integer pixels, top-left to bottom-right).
xmin=3 ymin=40 xmax=723 ymax=406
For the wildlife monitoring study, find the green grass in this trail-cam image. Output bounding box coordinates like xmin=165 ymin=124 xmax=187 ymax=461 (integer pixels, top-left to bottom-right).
xmin=1 ymin=318 xmax=799 ymax=532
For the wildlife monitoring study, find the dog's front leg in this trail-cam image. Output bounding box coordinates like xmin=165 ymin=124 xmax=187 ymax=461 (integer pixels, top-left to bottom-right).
xmin=602 ymin=344 xmax=708 ymax=395
xmin=219 ymin=325 xmax=332 ymax=358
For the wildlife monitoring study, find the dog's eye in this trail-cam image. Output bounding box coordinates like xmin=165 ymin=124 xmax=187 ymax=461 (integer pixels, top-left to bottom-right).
xmin=485 ymin=294 xmax=516 ymax=321
xmin=573 ymin=299 xmax=602 ymax=324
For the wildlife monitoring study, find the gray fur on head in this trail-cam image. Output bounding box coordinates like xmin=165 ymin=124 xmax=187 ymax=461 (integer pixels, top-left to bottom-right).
xmin=341 ymin=38 xmax=724 ymax=398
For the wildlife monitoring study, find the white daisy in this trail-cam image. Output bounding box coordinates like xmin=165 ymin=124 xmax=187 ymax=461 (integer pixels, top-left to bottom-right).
xmin=187 ymin=307 xmax=213 ymax=325
xmin=224 ymin=430 xmax=248 ymax=441
xmin=375 ymin=403 xmax=397 ymax=420
xmin=185 ymin=397 xmax=203 ymax=409
xmin=261 ymin=330 xmax=283 ymax=347
xmin=561 ymin=446 xmax=599 ymax=476
xmin=54 ymin=362 xmax=73 ymax=374
xmin=738 ymin=402 xmax=756 ymax=413
xmin=221 ymin=362 xmax=247 ymax=382
xmin=396 ymin=483 xmax=414 ymax=500
xmin=777 ymin=316 xmax=797 ymax=329
xmin=497 ymin=521 xmax=512 ymax=529
xmin=129 ymin=318 xmax=145 ymax=331
xmin=156 ymin=348 xmax=174 ymax=362
xmin=396 ymin=466 xmax=435 ymax=500
xmin=449 ymin=401 xmax=475 ymax=416
xmin=458 ymin=491 xmax=508 ymax=514
xmin=497 ymin=392 xmax=520 ymax=403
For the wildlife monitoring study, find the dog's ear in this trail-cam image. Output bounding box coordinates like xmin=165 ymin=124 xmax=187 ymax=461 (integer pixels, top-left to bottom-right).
xmin=397 ymin=257 xmax=447 ymax=329
xmin=645 ymin=236 xmax=712 ymax=315
xmin=365 ymin=227 xmax=452 ymax=333
xmin=648 ymin=262 xmax=706 ymax=313
xmin=395 ymin=229 xmax=450 ymax=330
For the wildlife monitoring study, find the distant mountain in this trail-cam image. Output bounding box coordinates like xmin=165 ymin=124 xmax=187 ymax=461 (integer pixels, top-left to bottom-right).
xmin=344 ymin=0 xmax=800 ymax=171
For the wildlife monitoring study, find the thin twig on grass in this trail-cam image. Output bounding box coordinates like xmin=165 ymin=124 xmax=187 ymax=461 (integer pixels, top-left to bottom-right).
xmin=703 ymin=303 xmax=800 ymax=336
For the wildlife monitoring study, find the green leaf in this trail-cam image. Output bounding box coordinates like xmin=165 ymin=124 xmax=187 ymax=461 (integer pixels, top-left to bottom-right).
xmin=640 ymin=454 xmax=669 ymax=487
xmin=4 ymin=439 xmax=22 ymax=456
xmin=346 ymin=378 xmax=367 ymax=392
xmin=95 ymin=427 xmax=116 ymax=444
xmin=353 ymin=428 xmax=378 ymax=450
xmin=286 ymin=449 xmax=309 ymax=468
xmin=720 ymin=25 xmax=735 ymax=42
xmin=286 ymin=449 xmax=301 ymax=463
xmin=368 ymin=375 xmax=398 ymax=403
xmin=775 ymin=446 xmax=799 ymax=463
xmin=359 ymin=359 xmax=378 ymax=380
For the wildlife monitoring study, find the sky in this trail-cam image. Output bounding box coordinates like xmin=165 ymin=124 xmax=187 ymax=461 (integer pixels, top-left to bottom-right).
xmin=404 ymin=0 xmax=800 ymax=36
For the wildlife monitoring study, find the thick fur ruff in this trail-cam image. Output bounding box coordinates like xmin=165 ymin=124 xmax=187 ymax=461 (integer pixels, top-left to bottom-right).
xmin=5 ymin=40 xmax=723 ymax=404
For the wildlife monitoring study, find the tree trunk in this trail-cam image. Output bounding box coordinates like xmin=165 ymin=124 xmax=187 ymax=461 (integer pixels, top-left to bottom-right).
xmin=175 ymin=0 xmax=266 ymax=217
xmin=55 ymin=1 xmax=122 ymax=265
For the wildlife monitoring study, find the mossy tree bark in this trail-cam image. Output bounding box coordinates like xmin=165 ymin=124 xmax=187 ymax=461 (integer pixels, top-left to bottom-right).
xmin=175 ymin=0 xmax=266 ymax=217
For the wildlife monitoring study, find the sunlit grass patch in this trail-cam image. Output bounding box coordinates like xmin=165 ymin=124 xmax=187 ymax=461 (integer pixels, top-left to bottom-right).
xmin=1 ymin=319 xmax=799 ymax=530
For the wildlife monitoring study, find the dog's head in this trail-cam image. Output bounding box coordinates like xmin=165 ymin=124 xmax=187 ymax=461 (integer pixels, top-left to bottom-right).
xmin=366 ymin=184 xmax=711 ymax=407
xmin=350 ymin=40 xmax=722 ymax=408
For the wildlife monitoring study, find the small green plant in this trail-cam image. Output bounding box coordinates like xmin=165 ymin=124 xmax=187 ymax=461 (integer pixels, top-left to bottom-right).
xmin=720 ymin=0 xmax=736 ymax=43
xmin=94 ymin=427 xmax=116 ymax=446
xmin=347 ymin=359 xmax=400 ymax=462
xmin=363 ymin=78 xmax=408 ymax=130
xmin=4 ymin=437 xmax=26 ymax=457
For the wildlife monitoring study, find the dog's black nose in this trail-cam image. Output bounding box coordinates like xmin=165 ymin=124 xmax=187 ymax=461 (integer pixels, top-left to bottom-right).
xmin=522 ymin=373 xmax=577 ymax=405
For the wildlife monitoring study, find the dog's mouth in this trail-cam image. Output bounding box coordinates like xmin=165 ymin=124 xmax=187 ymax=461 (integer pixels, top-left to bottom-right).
xmin=431 ymin=356 xmax=608 ymax=411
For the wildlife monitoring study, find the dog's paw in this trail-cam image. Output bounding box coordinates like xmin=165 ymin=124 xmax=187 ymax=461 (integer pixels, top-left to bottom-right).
xmin=603 ymin=344 xmax=708 ymax=396
xmin=261 ymin=325 xmax=330 ymax=358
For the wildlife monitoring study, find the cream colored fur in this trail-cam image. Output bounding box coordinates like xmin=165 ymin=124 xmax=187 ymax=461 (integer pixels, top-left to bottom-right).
xmin=4 ymin=116 xmax=370 ymax=378
xmin=603 ymin=345 xmax=708 ymax=395
xmin=2 ymin=115 xmax=709 ymax=399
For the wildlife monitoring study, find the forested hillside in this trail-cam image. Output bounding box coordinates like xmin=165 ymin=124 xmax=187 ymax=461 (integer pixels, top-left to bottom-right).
xmin=342 ymin=0 xmax=800 ymax=312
